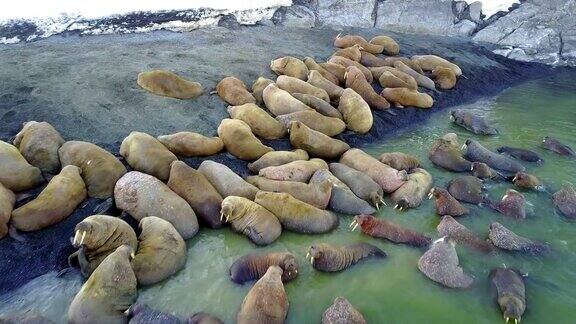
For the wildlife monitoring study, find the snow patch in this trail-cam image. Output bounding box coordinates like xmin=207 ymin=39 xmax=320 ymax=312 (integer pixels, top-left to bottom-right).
xmin=464 ymin=0 xmax=520 ymax=18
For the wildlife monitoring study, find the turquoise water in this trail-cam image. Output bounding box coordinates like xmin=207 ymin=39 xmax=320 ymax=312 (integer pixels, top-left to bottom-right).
xmin=1 ymin=71 xmax=575 ymax=323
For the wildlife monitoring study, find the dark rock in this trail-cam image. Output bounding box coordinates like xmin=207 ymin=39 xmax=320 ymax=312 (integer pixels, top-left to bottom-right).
xmin=217 ymin=14 xmax=241 ymax=29
xmin=272 ymin=5 xmax=315 ymax=28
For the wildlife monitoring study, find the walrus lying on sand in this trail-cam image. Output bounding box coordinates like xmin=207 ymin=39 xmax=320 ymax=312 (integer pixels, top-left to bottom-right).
xmin=252 ymin=77 xmax=274 ymax=105
xmin=292 ymin=93 xmax=342 ymax=119
xmin=411 ymin=55 xmax=462 ymax=76
xmin=333 ymin=44 xmax=362 ymax=62
xmin=230 ymin=252 xmax=299 ymax=284
xmin=258 ymin=158 xmax=328 ymax=182
xmin=307 ymin=70 xmax=345 ymax=104
xmin=157 ymin=132 xmax=224 ymax=157
xmin=345 ymin=66 xmax=390 ymax=110
xmin=428 ymin=133 xmax=472 ymax=172
xmin=310 ymin=169 xmax=376 ymax=215
xmin=351 ymin=214 xmax=431 ymax=248
xmin=488 ymin=222 xmax=548 ymax=254
xmin=221 ymin=196 xmax=282 ymax=246
xmin=120 ymin=131 xmax=177 ymax=182
xmin=418 ymin=237 xmax=473 ymax=289
xmin=263 ymin=83 xmax=313 ymax=116
xmin=450 ymin=110 xmax=498 ymax=135
xmin=329 ymin=163 xmax=384 ymax=208
xmin=334 ymin=34 xmax=383 ymax=54
xmin=276 ymin=75 xmax=330 ymax=102
xmin=137 ymin=70 xmax=203 ymax=99
xmin=307 ymin=242 xmax=386 ymax=272
xmin=303 ymin=57 xmax=340 ymax=85
xmin=248 ymin=149 xmax=309 ymax=174
xmin=437 ymin=216 xmax=493 ymax=253
xmin=328 ymin=56 xmax=373 ymax=83
xmin=199 ymin=160 xmax=259 ymax=200
xmin=394 ymin=61 xmax=437 ymax=91
xmin=381 ymin=88 xmax=433 ymax=109
xmin=337 ymin=88 xmax=373 ymax=134
xmin=216 ymin=76 xmax=256 ymax=106
xmin=370 ymin=66 xmax=418 ymax=91
xmin=319 ymin=62 xmax=347 ymax=85
xmin=236 ymin=266 xmax=288 ymax=324
xmin=228 ymin=103 xmax=287 ymax=140
xmin=270 ymin=56 xmax=309 ymax=80
xmin=340 ymin=149 xmax=407 ymax=193
xmin=0 ymin=183 xmax=15 ymax=239
xmin=428 ymin=187 xmax=469 ymax=216
xmin=432 ymin=67 xmax=457 ymax=90
xmin=490 ymin=268 xmax=526 ymax=324
xmin=370 ymin=35 xmax=400 ymax=55
xmin=289 ymin=121 xmax=350 ymax=159
xmin=246 ymin=176 xmax=332 ymax=209
xmin=322 ymin=297 xmax=366 ymax=324
xmin=276 ymin=110 xmax=346 ymax=137
xmin=218 ymin=118 xmax=274 ymax=161
xmin=0 ymin=140 xmax=44 ymax=192
xmin=13 ymin=121 xmax=64 ymax=173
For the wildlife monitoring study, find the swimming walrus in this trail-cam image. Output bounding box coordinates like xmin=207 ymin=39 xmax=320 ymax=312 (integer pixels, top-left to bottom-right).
xmin=126 ymin=303 xmax=181 ymax=324
xmin=0 ymin=183 xmax=15 ymax=239
xmin=319 ymin=62 xmax=347 ymax=85
xmin=463 ymin=139 xmax=525 ymax=173
xmin=470 ymin=162 xmax=503 ymax=180
xmin=228 ymin=103 xmax=287 ymax=140
xmin=289 ymin=121 xmax=350 ymax=159
xmin=328 ymin=56 xmax=373 ymax=83
xmin=542 ymin=136 xmax=575 ymax=157
xmin=381 ymin=88 xmax=434 ymax=109
xmin=11 ymin=165 xmax=86 ymax=232
xmin=340 ymin=149 xmax=407 ymax=193
xmin=393 ymin=61 xmax=437 ymax=91
xmin=428 ymin=187 xmax=469 ymax=216
xmin=303 ymin=57 xmax=340 ymax=85
xmin=552 ymin=185 xmax=576 ymax=219
xmin=276 ymin=110 xmax=346 ymax=137
xmin=255 ymin=191 xmax=339 ymax=234
xmin=199 ymin=160 xmax=259 ymax=199
xmin=307 ymin=70 xmax=345 ymax=104
xmin=450 ymin=110 xmax=498 ymax=135
xmin=259 ymin=158 xmax=328 ymax=182
xmin=344 ymin=66 xmax=390 ymax=110
xmin=322 ymin=297 xmax=366 ymax=324
xmin=276 ymin=75 xmax=330 ymax=102
xmin=292 ymin=93 xmax=343 ymax=119
xmin=447 ymin=176 xmax=487 ymax=205
xmin=157 ymin=132 xmax=224 ymax=157
xmin=417 ymin=237 xmax=473 ymax=289
xmin=236 ymin=265 xmax=288 ymax=324
xmin=489 ymin=189 xmax=526 ymax=219
xmin=337 ymin=88 xmax=373 ymax=134
xmin=437 ymin=215 xmax=493 ymax=253
xmin=137 ymin=70 xmax=203 ymax=99
xmin=68 ymin=215 xmax=137 ymax=277
xmin=310 ymin=169 xmax=376 ymax=215
xmin=68 ymin=245 xmax=137 ymax=324
xmin=188 ymin=312 xmax=224 ymax=324
xmin=490 ymin=268 xmax=526 ymax=324
xmin=497 ymin=146 xmax=543 ymax=163
xmin=512 ymin=172 xmax=543 ymax=190
xmin=307 ymin=242 xmax=386 ymax=272
xmin=247 ymin=176 xmax=332 ymax=209
xmin=329 ymin=162 xmax=384 ymax=208
xmin=120 ymin=131 xmax=178 ymax=182
xmin=391 ymin=168 xmax=433 ymax=210
xmin=221 ymin=196 xmax=282 ymax=246
xmin=333 ymin=44 xmax=363 ymax=62
xmin=230 ymin=252 xmax=299 ymax=284
xmin=59 ymin=141 xmax=127 ymax=199
xmin=270 ymin=56 xmax=309 ymax=80
xmin=488 ymin=222 xmax=548 ymax=254
xmin=251 ymin=77 xmax=274 ymax=105
xmin=379 ymin=152 xmax=421 ymax=171
xmin=248 ymin=149 xmax=309 ymax=174
xmin=334 ymin=34 xmax=383 ymax=54
xmin=262 ymin=83 xmax=313 ymax=116
xmin=217 ymin=118 xmax=274 ymax=161
xmin=132 ymin=216 xmax=186 ymax=285
xmin=350 ymin=214 xmax=431 ymax=248
xmin=369 ymin=66 xmax=418 ymax=90
xmin=168 ymin=161 xmax=224 ymax=229
xmin=428 ymin=133 xmax=472 ymax=172
xmin=411 ymin=55 xmax=462 ymax=76
xmin=369 ymin=35 xmax=400 ymax=55
xmin=13 ymin=121 xmax=64 ymax=173
xmin=216 ymin=76 xmax=256 ymax=106
xmin=0 ymin=140 xmax=44 ymax=192
xmin=114 ymin=171 xmax=199 ymax=239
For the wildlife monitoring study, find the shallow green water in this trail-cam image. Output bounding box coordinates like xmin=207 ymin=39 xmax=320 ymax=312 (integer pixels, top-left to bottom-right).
xmin=1 ymin=71 xmax=575 ymax=323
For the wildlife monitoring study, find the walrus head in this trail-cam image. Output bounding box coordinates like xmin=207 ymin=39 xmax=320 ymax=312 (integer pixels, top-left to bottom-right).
xmin=306 ymin=245 xmax=325 ymax=266
xmin=280 ymin=255 xmax=299 ymax=282
xmin=220 ymin=197 xmax=239 ymax=223
xmin=501 ymin=296 xmax=523 ymax=324
xmin=73 ymin=218 xmax=105 ymax=248
xmin=349 ymin=214 xmax=373 ymax=232
xmin=369 ymin=192 xmax=385 ymax=210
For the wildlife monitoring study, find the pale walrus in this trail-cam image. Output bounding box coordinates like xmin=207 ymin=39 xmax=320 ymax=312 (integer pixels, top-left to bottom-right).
xmin=344 ymin=66 xmax=390 ymax=110
xmin=471 ymin=162 xmax=502 ymax=180
xmin=428 ymin=187 xmax=469 ymax=216
xmin=292 ymin=93 xmax=343 ymax=119
xmin=512 ymin=171 xmax=542 ymax=190
xmin=114 ymin=171 xmax=199 ymax=239
xmin=329 ymin=162 xmax=384 ymax=208
xmin=255 ymin=191 xmax=339 ymax=234
xmin=307 ymin=70 xmax=345 ymax=104
xmin=132 ymin=216 xmax=187 ymax=285
xmin=126 ymin=303 xmax=181 ymax=324
xmin=217 ymin=118 xmax=274 ymax=161
xmin=289 ymin=121 xmax=350 ymax=159
xmin=437 ymin=215 xmax=493 ymax=253
xmin=262 ymin=83 xmax=313 ymax=116
xmin=270 ymin=56 xmax=309 ymax=80
xmin=334 ymin=34 xmax=383 ymax=54
xmin=381 ymin=57 xmax=425 ymax=74
xmin=322 ymin=297 xmax=366 ymax=324
xmin=488 ymin=222 xmax=548 ymax=254
xmin=137 ymin=70 xmax=203 ymax=99
xmin=369 ymin=35 xmax=400 ymax=55
xmin=276 ymin=75 xmax=330 ymax=102
xmin=428 ymin=133 xmax=472 ymax=172
xmin=497 ymin=146 xmax=543 ymax=163
xmin=0 ymin=183 xmax=15 ymax=239
xmin=120 ymin=131 xmax=178 ymax=182
xmin=259 ymin=158 xmax=328 ymax=182
xmin=433 ymin=67 xmax=457 ymax=90
xmin=310 ymin=169 xmax=376 ymax=215
xmin=359 ymin=51 xmax=391 ymax=67
xmin=157 ymin=132 xmax=224 ymax=157
xmin=319 ymin=62 xmax=347 ymax=85
xmin=221 ymin=196 xmax=282 ymax=246
xmin=350 ymin=214 xmax=431 ymax=248
xmin=228 ymin=103 xmax=287 ymax=140
xmin=303 ymin=57 xmax=340 ymax=85
xmin=463 ymin=139 xmax=525 ymax=173
xmin=393 ymin=61 xmax=437 ymax=91
xmin=391 ymin=168 xmax=433 ymax=210
xmin=168 ymin=161 xmax=224 ymax=229
xmin=448 ymin=176 xmax=487 ymax=205
xmin=276 ymin=110 xmax=346 ymax=137
xmin=542 ymin=136 xmax=575 ymax=157
xmin=251 ymin=77 xmax=274 ymax=105
xmin=59 ymin=141 xmax=127 ymax=199
xmin=0 ymin=140 xmax=44 ymax=192
xmin=198 ymin=160 xmax=259 ymax=199
xmin=552 ymin=185 xmax=576 ymax=219
xmin=489 ymin=189 xmax=526 ymax=219
xmin=490 ymin=268 xmax=526 ymax=324
xmin=337 ymin=88 xmax=373 ymax=134
xmin=248 ymin=149 xmax=309 ymax=174
xmin=11 ymin=165 xmax=86 ymax=232
xmin=340 ymin=148 xmax=407 ymax=193
xmin=417 ymin=237 xmax=473 ymax=289
xmin=237 ymin=265 xmax=288 ymax=324
xmin=371 ymin=67 xmax=418 ymax=90
xmin=450 ymin=110 xmax=498 ymax=135
xmin=216 ymin=76 xmax=256 ymax=106
xmin=328 ymin=56 xmax=373 ymax=83
xmin=68 ymin=245 xmax=137 ymax=324
xmin=411 ymin=55 xmax=462 ymax=76
xmin=13 ymin=121 xmax=64 ymax=173
xmin=333 ymin=44 xmax=363 ymax=62
xmin=307 ymin=243 xmax=386 ymax=272
xmin=246 ymin=176 xmax=332 ymax=209
xmin=379 ymin=152 xmax=421 ymax=171
xmin=381 ymin=88 xmax=433 ymax=109
xmin=230 ymin=252 xmax=299 ymax=284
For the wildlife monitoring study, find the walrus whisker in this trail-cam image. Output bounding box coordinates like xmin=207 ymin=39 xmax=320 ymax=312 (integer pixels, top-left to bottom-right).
xmin=79 ymin=231 xmax=86 ymax=245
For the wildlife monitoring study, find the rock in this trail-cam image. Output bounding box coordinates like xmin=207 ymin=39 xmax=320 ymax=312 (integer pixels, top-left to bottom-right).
xmin=453 ymin=1 xmax=468 ymax=21
xmin=322 ymin=297 xmax=366 ymax=324
xmin=456 ymin=20 xmax=477 ymax=36
xmin=218 ymin=14 xmax=241 ymax=29
xmin=273 ymin=5 xmax=316 ymax=28
xmin=317 ymin=0 xmax=377 ymax=27
xmin=468 ymin=1 xmax=483 ymax=23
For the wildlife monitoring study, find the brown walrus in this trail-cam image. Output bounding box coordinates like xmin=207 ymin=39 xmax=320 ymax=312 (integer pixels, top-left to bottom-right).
xmin=251 ymin=77 xmax=274 ymax=105
xmin=246 ymin=176 xmax=332 ymax=209
xmin=381 ymin=88 xmax=433 ymax=109
xmin=393 ymin=61 xmax=437 ymax=91
xmin=13 ymin=121 xmax=64 ymax=173
xmin=303 ymin=57 xmax=340 ymax=85
xmin=374 ymin=69 xmax=418 ymax=90
xmin=216 ymin=76 xmax=256 ymax=106
xmin=552 ymin=185 xmax=576 ymax=219
xmin=248 ymin=149 xmax=309 ymax=174
xmin=428 ymin=187 xmax=469 ymax=216
xmin=350 ymin=214 xmax=431 ymax=247
xmin=512 ymin=172 xmax=542 ymax=190
xmin=470 ymin=162 xmax=502 ymax=180
xmin=137 ymin=70 xmax=203 ymax=99
xmin=448 ymin=176 xmax=487 ymax=205
xmin=291 ymin=93 xmax=343 ymax=119
xmin=391 ymin=168 xmax=433 ymax=210
xmin=217 ymin=118 xmax=274 ymax=161
xmin=157 ymin=132 xmax=224 ymax=157
xmin=428 ymin=133 xmax=472 ymax=172
xmin=344 ymin=66 xmax=390 ymax=110
xmin=59 ymin=141 xmax=127 ymax=199
xmin=259 ymin=158 xmax=328 ymax=182
xmin=329 ymin=162 xmax=384 ymax=208
xmin=319 ymin=62 xmax=347 ymax=85
xmin=333 ymin=44 xmax=363 ymax=62
xmin=289 ymin=121 xmax=350 ymax=159
xmin=328 ymin=55 xmax=373 ymax=83
xmin=0 ymin=140 xmax=44 ymax=192
xmin=380 ymin=57 xmax=425 ymax=74
xmin=262 ymin=83 xmax=313 ymax=116
xmin=221 ymin=196 xmax=282 ymax=246
xmin=120 ymin=131 xmax=177 ymax=182
xmin=488 ymin=222 xmax=548 ymax=254
xmin=199 ymin=160 xmax=259 ymax=199
xmin=359 ymin=51 xmax=391 ymax=67
xmin=310 ymin=169 xmax=376 ymax=215
xmin=490 ymin=189 xmax=526 ymax=219
xmin=411 ymin=55 xmax=462 ymax=76
xmin=334 ymin=34 xmax=383 ymax=54
xmin=230 ymin=252 xmax=299 ymax=284
xmin=542 ymin=136 xmax=575 ymax=157
xmin=11 ymin=165 xmax=86 ymax=232
xmin=437 ymin=215 xmax=493 ymax=253
xmin=307 ymin=70 xmax=345 ymax=104
xmin=276 ymin=75 xmax=330 ymax=102
xmin=379 ymin=152 xmax=421 ymax=171
xmin=340 ymin=149 xmax=407 ymax=193
xmin=228 ymin=103 xmax=287 ymax=140
xmin=276 ymin=110 xmax=346 ymax=137
xmin=0 ymin=183 xmax=15 ymax=239
xmin=432 ymin=67 xmax=457 ymax=90
xmin=490 ymin=268 xmax=526 ymax=324
xmin=369 ymin=35 xmax=400 ymax=55
xmin=307 ymin=242 xmax=386 ymax=272
xmin=337 ymin=89 xmax=373 ymax=134
xmin=417 ymin=237 xmax=473 ymax=289
xmin=270 ymin=56 xmax=308 ymax=80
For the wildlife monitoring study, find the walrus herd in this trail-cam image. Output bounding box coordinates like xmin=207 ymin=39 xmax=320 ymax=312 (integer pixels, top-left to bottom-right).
xmin=0 ymin=31 xmax=574 ymax=324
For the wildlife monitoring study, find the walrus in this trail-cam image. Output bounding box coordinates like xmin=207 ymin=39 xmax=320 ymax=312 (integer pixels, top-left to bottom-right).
xmin=471 ymin=162 xmax=502 ymax=180
xmin=369 ymin=35 xmax=400 ymax=55
xmin=512 ymin=172 xmax=542 ymax=190
xmin=307 ymin=70 xmax=345 ymax=104
xmin=488 ymin=222 xmax=548 ymax=254
xmin=322 ymin=297 xmax=366 ymax=324
xmin=463 ymin=139 xmax=525 ymax=173
xmin=68 ymin=215 xmax=137 ymax=277
xmin=437 ymin=216 xmax=493 ymax=253
xmin=490 ymin=268 xmax=526 ymax=324
xmin=59 ymin=141 xmax=127 ymax=199
xmin=270 ymin=56 xmax=309 ymax=80
xmin=114 ymin=171 xmax=199 ymax=239
xmin=217 ymin=118 xmax=274 ymax=161
xmin=333 ymin=44 xmax=363 ymax=62
xmin=489 ymin=189 xmax=526 ymax=219
xmin=246 ymin=176 xmax=331 ymax=209
xmin=126 ymin=303 xmax=181 ymax=324
xmin=337 ymin=88 xmax=373 ymax=134
xmin=428 ymin=133 xmax=472 ymax=172
xmin=328 ymin=163 xmax=384 ymax=208
xmin=221 ymin=196 xmax=281 ymax=246
xmin=340 ymin=149 xmax=407 ymax=193
xmin=428 ymin=187 xmax=469 ymax=216
xmin=248 ymin=149 xmax=309 ymax=174
xmin=236 ymin=265 xmax=288 ymax=324
xmin=497 ymin=146 xmax=543 ymax=163
xmin=308 ymin=167 xmax=350 ymax=190
xmin=359 ymin=51 xmax=393 ymax=68
xmin=68 ymin=245 xmax=137 ymax=324
xmin=251 ymin=77 xmax=274 ymax=105
xmin=132 ymin=216 xmax=186 ymax=285
xmin=391 ymin=168 xmax=433 ymax=210
xmin=411 ymin=55 xmax=462 ymax=76
xmin=345 ymin=66 xmax=390 ymax=110
xmin=393 ymin=61 xmax=437 ymax=91
xmin=157 ymin=132 xmax=224 ymax=157
xmin=310 ymin=169 xmax=376 ymax=215
xmin=307 ymin=242 xmax=386 ymax=272
xmin=216 ymin=76 xmax=256 ymax=106
xmin=380 ymin=57 xmax=425 ymax=74
xmin=289 ymin=121 xmax=350 ymax=159
xmin=168 ymin=161 xmax=224 ymax=229
xmin=11 ymin=165 xmax=86 ymax=232
xmin=0 ymin=140 xmax=44 ymax=192
xmin=228 ymin=104 xmax=287 ymax=140
xmin=230 ymin=252 xmax=299 ymax=284
xmin=448 ymin=176 xmax=487 ymax=205
xmin=292 ymin=93 xmax=343 ymax=119
xmin=381 ymin=88 xmax=434 ymax=109
xmin=199 ymin=160 xmax=259 ymax=199
xmin=369 ymin=66 xmax=418 ymax=90
xmin=350 ymin=214 xmax=431 ymax=248
xmin=542 ymin=136 xmax=575 ymax=157
xmin=276 ymin=75 xmax=330 ymax=102
xmin=450 ymin=110 xmax=498 ymax=135
xmin=319 ymin=62 xmax=347 ymax=85
xmin=277 ymin=110 xmax=346 ymax=137
xmin=328 ymin=56 xmax=373 ymax=83
xmin=379 ymin=152 xmax=421 ymax=171
xmin=432 ymin=67 xmax=457 ymax=90
xmin=188 ymin=313 xmax=224 ymax=324
xmin=13 ymin=121 xmax=64 ymax=173
xmin=0 ymin=183 xmax=15 ymax=239
xmin=418 ymin=237 xmax=473 ymax=288
xmin=120 ymin=131 xmax=178 ymax=182
xmin=303 ymin=57 xmax=340 ymax=85
xmin=262 ymin=83 xmax=313 ymax=116
xmin=334 ymin=34 xmax=383 ymax=54
xmin=552 ymin=185 xmax=576 ymax=219
xmin=255 ymin=191 xmax=339 ymax=234
xmin=377 ymin=71 xmax=413 ymax=90
xmin=137 ymin=70 xmax=203 ymax=99
xmin=259 ymin=158 xmax=328 ymax=182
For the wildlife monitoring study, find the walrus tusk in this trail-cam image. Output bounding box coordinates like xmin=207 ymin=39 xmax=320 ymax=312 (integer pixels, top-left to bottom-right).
xmin=376 ymin=203 xmax=380 ymax=210
xmin=512 ymin=177 xmax=517 ymax=182
xmin=310 ymin=257 xmax=314 ymax=265
xmin=428 ymin=191 xmax=433 ymax=199
xmin=79 ymin=231 xmax=86 ymax=245
xmin=295 ymin=269 xmax=298 ymax=274
xmin=225 ymin=215 xmax=230 ymax=223
xmin=335 ymin=33 xmax=341 ymax=40
xmin=130 ymin=252 xmax=136 ymax=259
xmin=306 ymin=252 xmax=310 ymax=260
xmin=220 ymin=212 xmax=224 ymax=221
xmin=349 ymin=220 xmax=356 ymax=228
xmin=470 ymin=165 xmax=474 ymax=171
xmin=502 ymin=194 xmax=508 ymax=201
xmin=209 ymin=90 xmax=217 ymax=95
xmin=399 ymin=206 xmax=404 ymax=211
xmin=344 ymin=71 xmax=348 ymax=80
xmin=449 ymin=115 xmax=455 ymax=122
xmin=351 ymin=223 xmax=358 ymax=232
xmin=505 ymin=317 xmax=510 ymax=323
xmin=394 ymin=204 xmax=398 ymax=209
xmin=380 ymin=199 xmax=387 ymax=206
xmin=73 ymin=230 xmax=80 ymax=245
xmin=461 ymin=144 xmax=467 ymax=151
